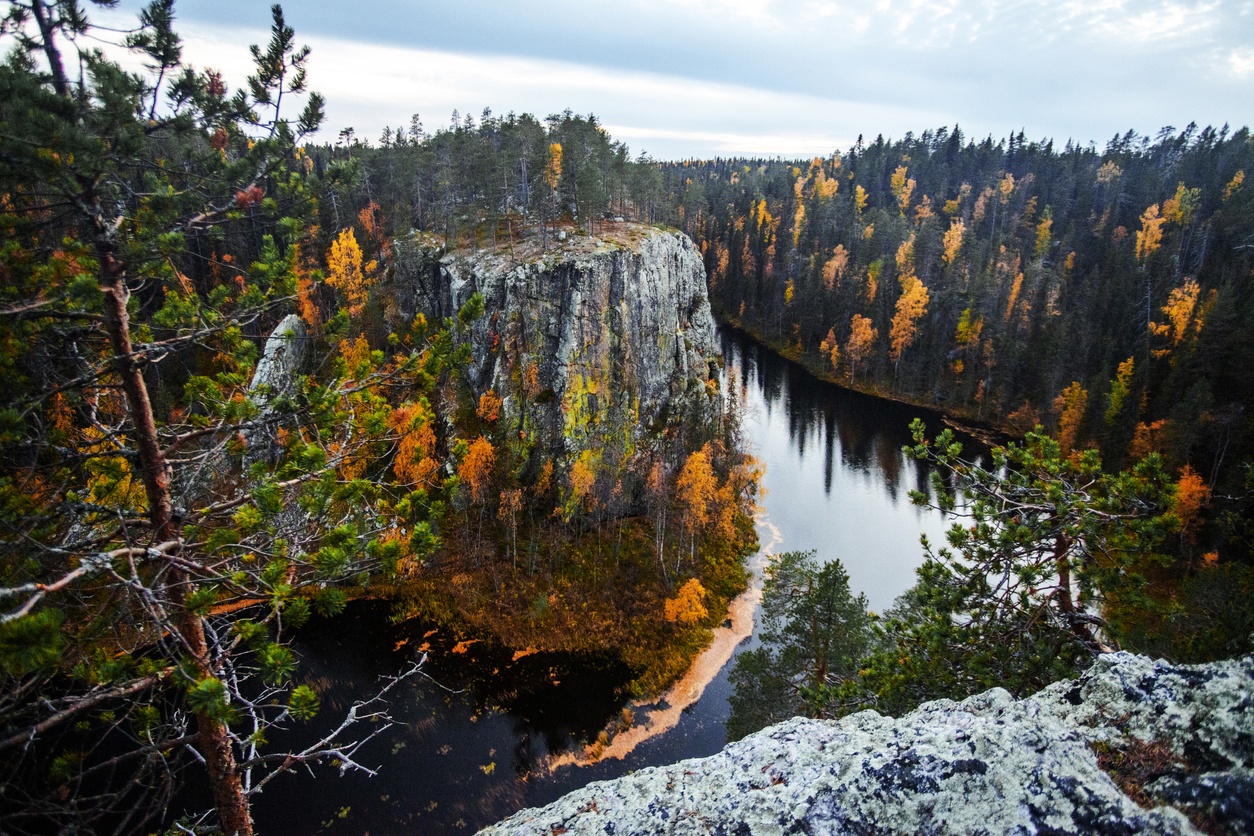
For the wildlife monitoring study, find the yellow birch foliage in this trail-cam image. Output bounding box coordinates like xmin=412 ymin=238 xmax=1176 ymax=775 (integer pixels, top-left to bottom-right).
xmin=1105 ymin=357 xmax=1135 ymax=425
xmin=711 ymin=481 xmax=738 ymax=544
xmin=999 ymin=173 xmax=1015 ymax=204
xmin=890 ymin=166 xmax=915 ymax=215
xmin=813 ymin=168 xmax=838 ymax=199
xmin=1161 ymin=182 xmax=1200 ymax=226
xmin=854 ymin=184 xmax=869 ymax=214
xmin=292 ymin=240 xmax=321 ymax=328
xmin=1135 ymin=204 xmax=1165 ymax=263
xmin=1034 ymin=210 xmax=1053 ymax=257
xmin=664 ymin=578 xmax=709 ymax=626
xmin=391 ymin=403 xmax=439 ymax=487
xmin=1097 ymin=161 xmax=1122 ymax=184
xmin=1223 ymin=170 xmax=1245 ymax=202
xmin=913 ymin=195 xmax=933 ymax=224
xmin=890 ymin=166 xmax=907 ymax=209
xmin=327 ymin=227 xmax=368 ymax=316
xmin=974 ymin=188 xmax=990 ymax=222
xmin=865 ymin=259 xmax=880 ymax=301
xmin=545 ymin=143 xmax=562 ymax=189
xmin=533 ymin=460 xmax=554 ymax=503
xmin=895 ymin=236 xmax=915 ymax=275
xmin=954 ymin=308 xmax=983 ymax=349
xmin=1131 ymin=419 xmax=1174 ymax=460
xmin=1004 ymin=273 xmax=1024 ymax=323
xmin=822 ymin=245 xmax=849 ymax=289
xmin=1151 ymin=279 xmax=1201 ymax=349
xmin=714 ymin=243 xmax=730 ymax=283
xmin=357 ymin=200 xmax=384 ymax=250
xmin=677 ymin=445 xmax=717 ymax=533
xmin=890 ymin=273 xmax=929 ymax=363
xmin=846 ymin=315 xmax=876 ymax=375
xmin=819 ymin=327 xmax=840 ymax=370
xmin=339 ymin=335 xmax=373 ymax=379
xmin=567 ymin=450 xmax=598 ymax=518
xmin=942 ymin=218 xmax=965 ymax=265
xmin=1053 ymin=381 xmax=1088 ymax=456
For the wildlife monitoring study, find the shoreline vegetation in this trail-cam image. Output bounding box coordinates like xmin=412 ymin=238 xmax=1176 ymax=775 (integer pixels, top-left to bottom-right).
xmin=714 ymin=312 xmax=1011 ymax=447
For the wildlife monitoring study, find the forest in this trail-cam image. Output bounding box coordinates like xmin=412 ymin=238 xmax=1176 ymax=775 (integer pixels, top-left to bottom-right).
xmin=1 ymin=0 xmax=1253 ymax=833
xmin=0 ymin=3 xmax=755 ymax=833
xmin=654 ymin=128 xmax=1254 ymax=555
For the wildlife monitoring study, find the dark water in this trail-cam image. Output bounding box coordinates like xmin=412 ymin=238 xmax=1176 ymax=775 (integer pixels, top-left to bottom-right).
xmin=721 ymin=326 xmax=963 ymax=614
xmin=245 ymin=328 xmax=971 ymax=834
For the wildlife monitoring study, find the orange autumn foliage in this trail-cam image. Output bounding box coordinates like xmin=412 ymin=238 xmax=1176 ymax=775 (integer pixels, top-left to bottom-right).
xmin=458 ymin=436 xmax=496 ymax=504
xmin=664 ymin=578 xmax=709 ymax=626
xmin=677 ymin=445 xmax=718 ymax=533
xmin=391 ymin=403 xmax=439 ymax=487
xmin=477 ymin=390 xmax=502 ymax=422
xmin=1174 ymin=464 xmax=1210 ymax=540
xmin=1053 ymin=381 xmax=1088 ymax=456
xmin=846 ymin=314 xmax=877 ymax=381
xmin=890 ymin=272 xmax=929 ymax=363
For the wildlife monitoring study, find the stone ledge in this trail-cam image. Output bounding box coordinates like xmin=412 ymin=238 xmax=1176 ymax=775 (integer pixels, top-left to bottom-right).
xmin=481 ymin=653 xmax=1254 ymax=835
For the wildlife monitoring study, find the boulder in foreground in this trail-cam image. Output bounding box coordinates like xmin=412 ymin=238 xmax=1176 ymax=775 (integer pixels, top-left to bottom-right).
xmin=481 ymin=653 xmax=1254 ymax=834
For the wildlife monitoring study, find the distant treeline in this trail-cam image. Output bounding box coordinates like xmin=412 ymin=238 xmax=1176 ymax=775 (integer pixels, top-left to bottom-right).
xmin=650 ymin=126 xmax=1254 ymax=560
xmin=318 ymin=119 xmax=1254 ymax=565
xmin=307 ymin=109 xmax=667 ymax=247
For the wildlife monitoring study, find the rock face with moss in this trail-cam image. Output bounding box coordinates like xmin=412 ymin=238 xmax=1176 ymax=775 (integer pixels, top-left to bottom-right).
xmin=389 ymin=225 xmax=721 ymax=461
xmin=481 ymin=653 xmax=1254 ymax=834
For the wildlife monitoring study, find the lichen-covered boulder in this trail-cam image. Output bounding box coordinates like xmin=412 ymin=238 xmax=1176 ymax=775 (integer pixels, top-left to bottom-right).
xmin=481 ymin=654 xmax=1254 ymax=835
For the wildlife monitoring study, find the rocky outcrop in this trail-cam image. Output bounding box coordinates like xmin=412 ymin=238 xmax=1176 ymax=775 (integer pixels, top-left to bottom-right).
xmin=244 ymin=313 xmax=308 ymax=467
xmin=389 ymin=225 xmax=721 ymax=460
xmin=481 ymin=653 xmax=1254 ymax=834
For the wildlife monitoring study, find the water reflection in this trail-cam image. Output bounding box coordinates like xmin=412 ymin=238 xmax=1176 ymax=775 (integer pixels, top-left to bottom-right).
xmin=721 ymin=327 xmax=967 ymax=613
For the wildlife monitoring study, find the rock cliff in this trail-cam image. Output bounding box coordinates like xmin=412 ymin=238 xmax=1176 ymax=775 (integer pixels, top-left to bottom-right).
xmin=388 ymin=225 xmax=721 ymax=464
xmin=481 ymin=653 xmax=1254 ymax=834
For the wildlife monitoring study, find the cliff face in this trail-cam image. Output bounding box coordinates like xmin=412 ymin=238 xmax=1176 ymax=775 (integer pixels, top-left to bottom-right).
xmin=389 ymin=225 xmax=721 ymax=463
xmin=481 ymin=653 xmax=1254 ymax=835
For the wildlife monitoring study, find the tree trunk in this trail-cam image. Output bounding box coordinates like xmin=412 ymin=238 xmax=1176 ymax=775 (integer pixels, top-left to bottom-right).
xmin=96 ymin=238 xmax=254 ymax=836
xmin=1052 ymin=531 xmax=1097 ymax=652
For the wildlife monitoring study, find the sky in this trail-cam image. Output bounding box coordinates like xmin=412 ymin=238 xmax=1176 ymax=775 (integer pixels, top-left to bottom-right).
xmin=96 ymin=0 xmax=1254 ymax=160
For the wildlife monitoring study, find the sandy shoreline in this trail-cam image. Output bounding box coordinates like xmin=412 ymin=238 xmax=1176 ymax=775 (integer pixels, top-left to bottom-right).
xmin=545 ymin=514 xmax=782 ymax=770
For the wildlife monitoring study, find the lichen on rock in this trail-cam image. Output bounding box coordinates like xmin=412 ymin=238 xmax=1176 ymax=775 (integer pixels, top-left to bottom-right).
xmin=388 ymin=224 xmax=721 ymax=473
xmin=480 ymin=653 xmax=1254 ymax=834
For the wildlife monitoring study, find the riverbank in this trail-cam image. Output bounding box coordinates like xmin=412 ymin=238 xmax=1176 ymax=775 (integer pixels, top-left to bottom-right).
xmin=716 ymin=310 xmax=1011 ymax=449
xmin=545 ymin=517 xmax=781 ymax=769
xmin=389 ymin=505 xmax=759 ymax=699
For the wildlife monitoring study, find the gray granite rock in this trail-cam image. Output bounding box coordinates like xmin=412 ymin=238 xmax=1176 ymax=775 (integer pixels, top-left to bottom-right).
xmin=244 ymin=313 xmax=308 ymax=467
xmin=481 ymin=654 xmax=1254 ymax=834
xmin=388 ymin=226 xmax=721 ymax=462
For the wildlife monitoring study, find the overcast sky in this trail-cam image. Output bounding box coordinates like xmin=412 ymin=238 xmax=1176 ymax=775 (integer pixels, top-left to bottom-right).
xmin=100 ymin=0 xmax=1254 ymax=160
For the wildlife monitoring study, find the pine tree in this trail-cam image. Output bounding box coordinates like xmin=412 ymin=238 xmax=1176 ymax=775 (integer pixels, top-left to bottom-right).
xmin=0 ymin=5 xmax=420 ymax=833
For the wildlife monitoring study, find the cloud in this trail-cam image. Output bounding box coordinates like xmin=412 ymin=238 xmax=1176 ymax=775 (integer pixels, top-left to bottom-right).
xmin=1231 ymin=47 xmax=1254 ymax=77
xmin=92 ymin=0 xmax=1253 ymax=160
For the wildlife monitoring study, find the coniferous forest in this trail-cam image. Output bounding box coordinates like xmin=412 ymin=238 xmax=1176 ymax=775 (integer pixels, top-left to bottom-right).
xmin=2 ymin=1 xmax=1253 ymax=834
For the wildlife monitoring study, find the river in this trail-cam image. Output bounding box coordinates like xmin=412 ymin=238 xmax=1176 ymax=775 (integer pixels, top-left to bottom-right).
xmin=246 ymin=327 xmax=971 ymax=834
